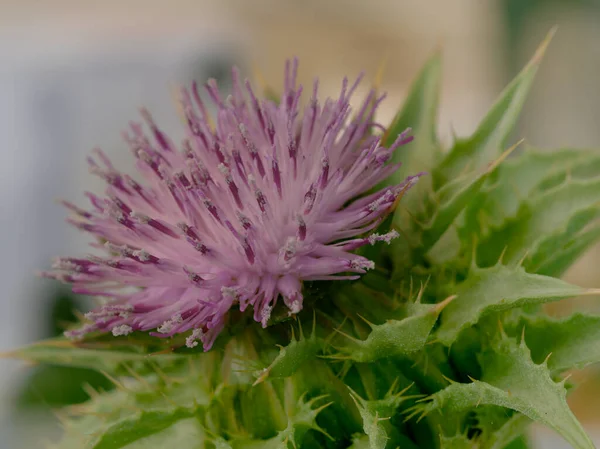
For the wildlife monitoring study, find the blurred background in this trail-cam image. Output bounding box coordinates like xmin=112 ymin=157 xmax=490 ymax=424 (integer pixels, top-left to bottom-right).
xmin=1 ymin=1 xmax=600 ymax=448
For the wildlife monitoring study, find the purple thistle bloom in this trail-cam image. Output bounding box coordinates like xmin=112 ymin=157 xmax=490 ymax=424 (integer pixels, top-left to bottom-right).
xmin=44 ymin=59 xmax=420 ymax=350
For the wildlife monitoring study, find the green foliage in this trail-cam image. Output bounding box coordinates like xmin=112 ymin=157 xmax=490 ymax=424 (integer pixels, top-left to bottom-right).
xmin=413 ymin=336 xmax=594 ymax=449
xmin=11 ymin=339 xmax=186 ymax=376
xmin=253 ymin=319 xmax=322 ymax=385
xmin=17 ymin=365 xmax=114 ymax=408
xmin=384 ymin=51 xmax=441 ymax=213
xmin=475 ymin=409 xmax=530 ymax=449
xmin=337 ymin=297 xmax=453 ymax=363
xmin=509 ymin=313 xmax=600 ymax=372
xmin=435 ymin=264 xmax=593 ymax=346
xmin=348 ymin=382 xmax=416 ymax=449
xmin=439 ymin=434 xmax=477 ymax=449
xmin=10 ymin=29 xmax=600 ymax=448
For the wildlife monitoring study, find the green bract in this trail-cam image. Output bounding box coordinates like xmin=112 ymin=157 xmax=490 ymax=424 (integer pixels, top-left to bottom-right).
xmin=11 ymin=29 xmax=600 ymax=448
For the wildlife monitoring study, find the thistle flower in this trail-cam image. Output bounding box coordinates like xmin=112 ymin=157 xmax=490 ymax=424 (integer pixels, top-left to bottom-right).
xmin=45 ymin=59 xmax=419 ymax=350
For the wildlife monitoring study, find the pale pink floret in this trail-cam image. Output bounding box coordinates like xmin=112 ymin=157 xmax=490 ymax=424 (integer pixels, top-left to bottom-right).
xmin=45 ymin=59 xmax=420 ymax=350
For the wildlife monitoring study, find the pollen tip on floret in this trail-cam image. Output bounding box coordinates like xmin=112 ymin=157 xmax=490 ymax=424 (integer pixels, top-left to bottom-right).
xmin=129 ymin=211 xmax=150 ymax=223
xmin=260 ymin=305 xmax=273 ymax=328
xmin=185 ymin=328 xmax=203 ymax=348
xmin=288 ymin=300 xmax=302 ymax=315
xmin=64 ymin=323 xmax=98 ymax=340
xmin=157 ymin=313 xmax=183 ymax=334
xmin=217 ymin=163 xmax=229 ymax=176
xmin=367 ymin=230 xmax=400 ymax=245
xmin=111 ymin=324 xmax=133 ymax=336
xmin=348 ymin=258 xmax=376 ymax=272
xmin=221 ymin=286 xmax=239 ymax=300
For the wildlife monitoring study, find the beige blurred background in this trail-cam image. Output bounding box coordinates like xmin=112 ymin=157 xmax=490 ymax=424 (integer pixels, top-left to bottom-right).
xmin=1 ymin=1 xmax=600 ymax=448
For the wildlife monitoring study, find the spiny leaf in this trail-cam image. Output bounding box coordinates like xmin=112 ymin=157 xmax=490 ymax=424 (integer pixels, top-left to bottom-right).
xmin=53 ymin=369 xmax=211 ymax=449
xmin=483 ymin=415 xmax=530 ymax=449
xmin=347 ymin=435 xmax=372 ymax=449
xmin=253 ymin=320 xmax=322 ymax=385
xmin=337 ymin=296 xmax=454 ymax=363
xmin=381 ymin=52 xmax=441 ymax=267
xmin=348 ymin=434 xmax=421 ymax=449
xmin=459 ymin=148 xmax=600 ymax=271
xmin=533 ymin=153 xmax=600 ymax=193
xmin=436 ymin=264 xmax=595 ymax=346
xmin=535 ymin=226 xmax=600 ymax=277
xmin=439 ymin=433 xmax=477 ymax=449
xmin=87 ymin=409 xmax=196 ymax=449
xmin=414 ymin=336 xmax=594 ymax=449
xmin=477 ymin=177 xmax=600 ymax=268
xmin=233 ymin=394 xmax=332 ymax=449
xmin=464 ymin=146 xmax=597 ymax=230
xmin=421 ymin=141 xmax=520 ymax=253
xmin=293 ymin=360 xmax=364 ymax=438
xmin=213 ymin=438 xmax=234 ymax=449
xmin=384 ymin=50 xmax=441 ymax=194
xmin=239 ymin=380 xmax=287 ymax=438
xmin=523 ymin=208 xmax=600 ymax=272
xmin=475 ymin=407 xmax=530 ymax=449
xmin=435 ymin=28 xmax=554 ymax=186
xmin=7 ymin=338 xmax=187 ymax=376
xmin=348 ymin=385 xmax=408 ymax=449
xmin=278 ymin=394 xmax=333 ymax=447
xmin=512 ymin=313 xmax=600 ymax=373
xmin=110 ymin=418 xmax=207 ymax=449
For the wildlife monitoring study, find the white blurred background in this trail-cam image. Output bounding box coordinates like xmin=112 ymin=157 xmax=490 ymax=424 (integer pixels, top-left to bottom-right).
xmin=1 ymin=1 xmax=600 ymax=448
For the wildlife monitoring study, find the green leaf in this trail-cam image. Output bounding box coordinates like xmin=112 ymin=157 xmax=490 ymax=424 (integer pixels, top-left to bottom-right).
xmin=421 ymin=169 xmax=489 ymax=253
xmin=347 ymin=434 xmax=421 ymax=449
xmin=383 ymin=51 xmax=441 ymax=191
xmin=477 ymin=177 xmax=600 ymax=268
xmin=533 ymin=153 xmax=600 ymax=193
xmin=535 ymin=226 xmax=600 ymax=277
xmin=530 ymin=227 xmax=600 ymax=280
xmin=512 ymin=313 xmax=600 ymax=373
xmin=253 ymin=320 xmax=322 ymax=385
xmin=17 ymin=365 xmax=114 ymax=408
xmin=502 ymin=436 xmax=533 ymax=449
xmin=92 ymin=410 xmax=197 ymax=449
xmin=239 ymin=381 xmax=287 ymax=438
xmin=347 ymin=435 xmax=372 ymax=449
xmin=337 ymin=297 xmax=454 ymax=363
xmin=232 ymin=394 xmax=333 ymax=449
xmin=475 ymin=407 xmax=530 ymax=449
xmin=421 ymin=142 xmax=518 ymax=253
xmin=8 ymin=338 xmax=187 ymax=376
xmin=439 ymin=434 xmax=477 ymax=449
xmin=348 ymin=384 xmax=413 ymax=449
xmin=464 ymin=147 xmax=596 ymax=231
xmin=459 ymin=147 xmax=600 ymax=269
xmin=436 ymin=264 xmax=593 ymax=346
xmin=413 ymin=336 xmax=594 ymax=449
xmin=53 ymin=370 xmax=211 ymax=449
xmin=108 ymin=418 xmax=206 ymax=449
xmin=435 ymin=29 xmax=554 ymax=187
xmin=294 ymin=360 xmax=364 ymax=439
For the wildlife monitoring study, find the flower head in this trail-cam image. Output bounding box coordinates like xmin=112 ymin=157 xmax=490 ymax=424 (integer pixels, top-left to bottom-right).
xmin=45 ymin=59 xmax=420 ymax=350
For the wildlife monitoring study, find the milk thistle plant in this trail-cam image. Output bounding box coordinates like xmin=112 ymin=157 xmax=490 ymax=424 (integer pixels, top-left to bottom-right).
xmin=12 ymin=30 xmax=600 ymax=448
